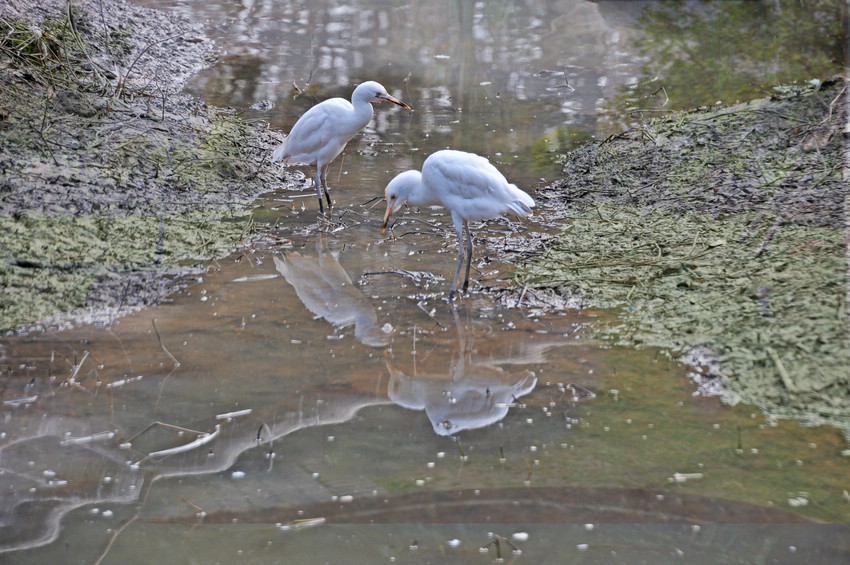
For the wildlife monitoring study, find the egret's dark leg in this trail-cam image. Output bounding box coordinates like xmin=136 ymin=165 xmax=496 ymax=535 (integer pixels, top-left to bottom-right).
xmin=449 ymin=222 xmax=465 ymax=301
xmin=320 ymin=164 xmax=332 ymax=209
xmin=314 ymin=167 xmax=325 ymax=214
xmin=449 ymin=247 xmax=464 ymax=301
xmin=462 ymin=221 xmax=473 ymax=292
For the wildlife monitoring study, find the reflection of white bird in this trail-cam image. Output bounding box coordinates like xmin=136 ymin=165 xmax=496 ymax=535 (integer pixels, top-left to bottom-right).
xmin=272 ymin=81 xmax=412 ymax=213
xmin=273 ymin=250 xmax=389 ymax=347
xmin=382 ymin=150 xmax=535 ymax=300
xmin=388 ymin=363 xmax=537 ymax=437
xmin=386 ymin=309 xmax=542 ymax=436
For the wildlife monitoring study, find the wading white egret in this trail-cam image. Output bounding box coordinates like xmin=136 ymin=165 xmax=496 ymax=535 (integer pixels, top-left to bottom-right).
xmin=382 ymin=149 xmax=535 ymax=300
xmin=272 ymin=81 xmax=412 ymax=213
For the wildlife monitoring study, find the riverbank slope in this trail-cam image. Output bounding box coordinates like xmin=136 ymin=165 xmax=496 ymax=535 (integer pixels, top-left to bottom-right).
xmin=0 ymin=0 xmax=289 ymax=333
xmin=521 ymin=79 xmax=849 ymax=431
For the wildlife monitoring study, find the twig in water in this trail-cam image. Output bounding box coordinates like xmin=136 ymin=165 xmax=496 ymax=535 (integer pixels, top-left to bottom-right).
xmin=651 ymin=84 xmax=669 ymax=106
xmin=336 ymin=152 xmax=345 ymax=183
xmin=69 ymin=350 xmax=90 ymax=382
xmin=124 ymin=420 xmax=207 ymax=445
xmin=153 ymin=364 xmax=178 ymax=415
xmin=415 ymin=301 xmax=442 ymax=326
xmin=361 ymin=195 xmax=385 ymax=209
xmin=403 ymin=72 xmax=412 ymax=103
xmin=481 ymin=535 xmax=519 ymax=559
xmin=336 ymin=208 xmax=369 ymax=223
xmin=363 ymin=269 xmax=444 ymax=284
xmin=146 ymin=424 xmax=220 ymax=458
xmin=152 ymin=318 xmax=180 ymax=367
xmin=455 ymin=437 xmax=466 ymax=459
xmin=180 ymin=496 xmax=207 ymax=518
xmin=257 ymin=423 xmax=272 ymax=443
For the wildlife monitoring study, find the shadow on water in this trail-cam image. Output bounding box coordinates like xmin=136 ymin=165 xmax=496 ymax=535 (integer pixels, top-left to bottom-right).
xmin=2 ymin=0 xmax=849 ymax=562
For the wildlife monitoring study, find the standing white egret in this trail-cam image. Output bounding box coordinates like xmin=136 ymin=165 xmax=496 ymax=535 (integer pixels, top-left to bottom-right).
xmin=272 ymin=81 xmax=412 ymax=213
xmin=381 ymin=149 xmax=535 ymax=300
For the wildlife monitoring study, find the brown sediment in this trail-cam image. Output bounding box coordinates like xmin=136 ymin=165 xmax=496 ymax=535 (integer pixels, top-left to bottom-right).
xmin=0 ymin=0 xmax=294 ymax=334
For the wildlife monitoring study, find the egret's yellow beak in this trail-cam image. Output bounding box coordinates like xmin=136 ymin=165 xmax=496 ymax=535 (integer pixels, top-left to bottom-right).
xmin=381 ymin=205 xmax=393 ymax=233
xmin=384 ymin=95 xmax=412 ymax=111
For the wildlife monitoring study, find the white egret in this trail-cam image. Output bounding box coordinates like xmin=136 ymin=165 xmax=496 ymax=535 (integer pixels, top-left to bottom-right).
xmin=272 ymin=81 xmax=412 ymax=213
xmin=382 ymin=149 xmax=535 ymax=300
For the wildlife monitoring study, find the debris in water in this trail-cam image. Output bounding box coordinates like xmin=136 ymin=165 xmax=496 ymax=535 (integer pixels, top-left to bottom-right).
xmin=232 ymin=274 xmax=279 ymax=282
xmin=216 ymin=408 xmax=253 ymax=420
xmin=3 ymin=395 xmax=38 ymax=407
xmin=669 ymin=472 xmax=705 ymax=483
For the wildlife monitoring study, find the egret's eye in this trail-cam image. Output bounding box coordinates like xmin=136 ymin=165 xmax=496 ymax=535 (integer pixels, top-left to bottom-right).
xmin=390 ymin=195 xmax=396 ymax=200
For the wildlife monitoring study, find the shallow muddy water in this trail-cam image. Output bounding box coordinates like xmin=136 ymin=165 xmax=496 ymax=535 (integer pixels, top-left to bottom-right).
xmin=2 ymin=0 xmax=848 ymax=562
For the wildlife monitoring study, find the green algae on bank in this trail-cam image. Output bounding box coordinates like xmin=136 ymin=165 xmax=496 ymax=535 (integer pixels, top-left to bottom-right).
xmin=0 ymin=1 xmax=290 ymax=333
xmin=522 ymin=205 xmax=848 ymax=428
xmin=0 ymin=208 xmax=252 ymax=331
xmin=521 ymin=79 xmax=849 ymax=431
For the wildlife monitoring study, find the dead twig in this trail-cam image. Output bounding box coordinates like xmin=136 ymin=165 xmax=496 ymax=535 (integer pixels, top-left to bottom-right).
xmin=152 ymin=318 xmax=180 ymax=367
xmin=180 ymin=496 xmax=207 ymax=518
xmin=115 ymin=32 xmax=182 ymax=98
xmin=481 ymin=535 xmax=520 ymax=559
xmin=752 ymin=219 xmax=781 ymax=258
xmin=766 ymin=346 xmax=797 ymax=392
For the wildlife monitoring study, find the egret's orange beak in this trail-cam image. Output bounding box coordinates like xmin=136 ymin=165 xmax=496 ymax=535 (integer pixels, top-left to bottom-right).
xmin=381 ymin=206 xmax=393 ymax=233
xmin=385 ymin=95 xmax=412 ymax=111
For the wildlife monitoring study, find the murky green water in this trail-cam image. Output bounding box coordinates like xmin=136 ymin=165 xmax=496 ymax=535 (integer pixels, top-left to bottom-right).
xmin=2 ymin=1 xmax=848 ymax=562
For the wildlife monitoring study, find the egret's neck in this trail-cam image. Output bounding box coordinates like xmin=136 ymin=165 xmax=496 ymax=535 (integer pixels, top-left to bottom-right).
xmin=348 ymin=97 xmax=375 ymax=133
xmin=405 ymin=176 xmax=441 ymax=208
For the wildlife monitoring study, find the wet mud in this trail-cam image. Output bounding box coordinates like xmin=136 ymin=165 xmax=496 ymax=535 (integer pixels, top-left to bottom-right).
xmin=0 ymin=0 xmax=293 ymax=333
xmin=521 ymin=79 xmax=849 ymax=431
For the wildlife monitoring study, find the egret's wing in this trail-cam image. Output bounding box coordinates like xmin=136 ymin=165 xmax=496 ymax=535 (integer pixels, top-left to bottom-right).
xmin=281 ymin=98 xmax=352 ymax=164
xmin=424 ymin=150 xmax=499 ymax=199
xmin=424 ymin=150 xmax=533 ymax=220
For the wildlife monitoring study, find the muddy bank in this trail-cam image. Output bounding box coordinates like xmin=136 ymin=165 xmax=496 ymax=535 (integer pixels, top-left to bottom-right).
xmin=521 ymin=79 xmax=849 ymax=431
xmin=0 ymin=0 xmax=290 ymax=333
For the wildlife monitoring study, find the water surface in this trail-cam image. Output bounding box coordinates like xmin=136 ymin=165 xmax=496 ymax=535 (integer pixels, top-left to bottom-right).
xmin=2 ymin=0 xmax=848 ymax=562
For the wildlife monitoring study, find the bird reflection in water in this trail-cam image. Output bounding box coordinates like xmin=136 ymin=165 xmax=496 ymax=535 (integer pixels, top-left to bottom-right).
xmin=387 ymin=310 xmax=540 ymax=436
xmin=273 ymin=245 xmax=389 ymax=347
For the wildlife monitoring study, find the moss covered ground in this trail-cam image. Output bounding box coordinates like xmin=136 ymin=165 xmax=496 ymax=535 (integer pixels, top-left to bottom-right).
xmin=521 ymin=79 xmax=848 ymax=431
xmin=0 ymin=0 xmax=289 ymax=332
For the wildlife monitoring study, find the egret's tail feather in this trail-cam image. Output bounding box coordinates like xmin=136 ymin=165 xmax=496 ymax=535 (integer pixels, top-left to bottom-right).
xmin=272 ymin=138 xmax=289 ymax=163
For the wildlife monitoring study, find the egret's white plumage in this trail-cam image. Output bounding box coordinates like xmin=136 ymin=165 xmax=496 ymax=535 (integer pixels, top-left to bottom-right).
xmin=272 ymin=81 xmax=411 ymax=213
xmin=382 ymin=149 xmax=535 ymax=300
